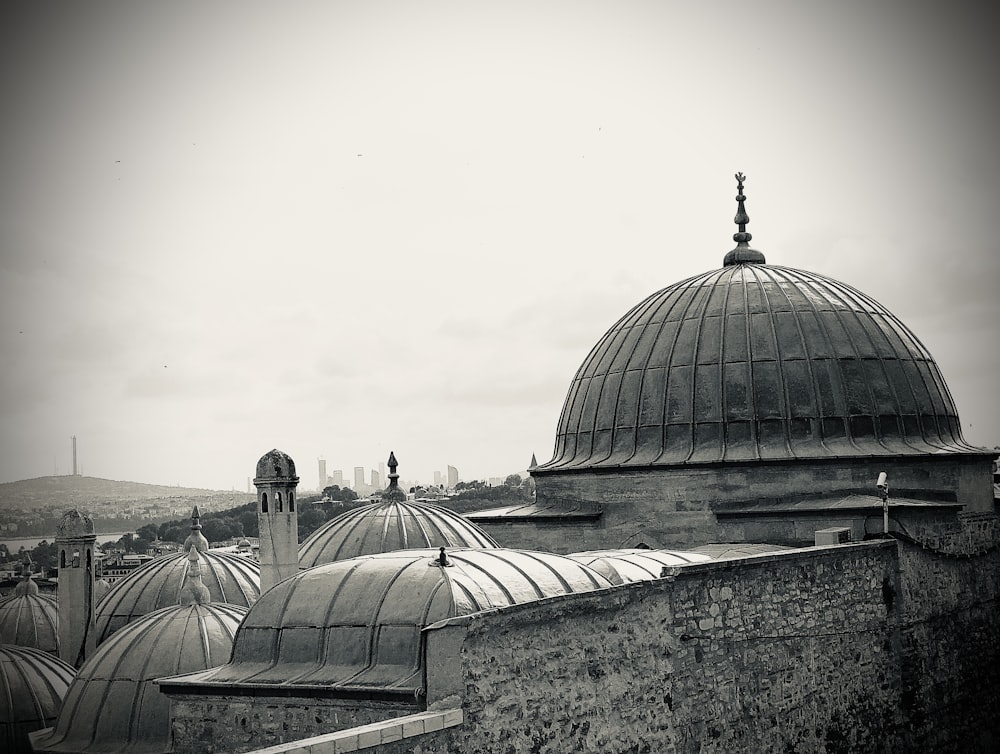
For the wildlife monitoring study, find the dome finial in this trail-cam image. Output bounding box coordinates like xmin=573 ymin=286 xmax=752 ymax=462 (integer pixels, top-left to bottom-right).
xmin=383 ymin=451 xmax=406 ymax=502
xmin=723 ymin=171 xmax=766 ymax=266
xmin=182 ymin=505 xmax=209 ymax=554
xmin=179 ymin=548 xmax=211 ymax=605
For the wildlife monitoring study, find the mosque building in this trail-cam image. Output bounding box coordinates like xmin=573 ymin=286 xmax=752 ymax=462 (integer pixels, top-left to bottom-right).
xmin=5 ymin=175 xmax=998 ymax=753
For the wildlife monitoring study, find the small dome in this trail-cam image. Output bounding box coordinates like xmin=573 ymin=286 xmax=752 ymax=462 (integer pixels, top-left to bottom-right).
xmin=688 ymin=543 xmax=794 ymax=559
xmin=0 ymin=593 xmax=59 ymax=654
xmin=0 ymin=645 xmax=75 ymax=754
xmin=193 ymin=548 xmax=613 ymax=694
xmin=31 ymin=602 xmax=245 ymax=754
xmin=56 ymin=510 xmax=94 ymax=539
xmin=254 ymin=448 xmax=297 ymax=481
xmin=566 ymin=549 xmax=713 ymax=584
xmin=540 ymin=264 xmax=981 ymax=471
xmin=298 ymin=500 xmax=500 ymax=568
xmin=94 ymin=551 xmax=259 ymax=645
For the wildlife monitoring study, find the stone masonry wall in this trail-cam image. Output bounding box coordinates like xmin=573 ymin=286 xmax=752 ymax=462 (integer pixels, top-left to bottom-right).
xmin=183 ymin=517 xmax=1000 ymax=754
xmin=379 ymin=541 xmax=903 ymax=754
xmin=892 ymin=515 xmax=1000 ymax=754
xmin=168 ymin=694 xmax=422 ymax=754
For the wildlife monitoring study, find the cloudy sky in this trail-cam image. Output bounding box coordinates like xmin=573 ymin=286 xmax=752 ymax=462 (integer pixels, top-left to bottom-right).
xmin=1 ymin=1 xmax=997 ymax=492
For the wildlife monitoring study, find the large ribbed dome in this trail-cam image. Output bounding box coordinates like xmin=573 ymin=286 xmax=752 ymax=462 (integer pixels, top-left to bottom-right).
xmin=94 ymin=550 xmax=259 ymax=644
xmin=183 ymin=548 xmax=613 ymax=696
xmin=539 ymin=263 xmax=979 ymax=471
xmin=299 ymin=500 xmax=500 ymax=568
xmin=32 ymin=601 xmax=245 ymax=754
xmin=0 ymin=645 xmax=75 ymax=754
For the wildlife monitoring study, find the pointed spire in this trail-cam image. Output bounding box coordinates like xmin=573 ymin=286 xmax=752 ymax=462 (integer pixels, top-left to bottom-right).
xmin=529 ymin=452 xmax=538 ymax=470
xmin=14 ymin=559 xmax=39 ymax=597
xmin=183 ymin=506 xmax=209 ymax=554
xmin=723 ymin=171 xmax=766 ymax=266
xmin=383 ymin=451 xmax=406 ymax=502
xmin=179 ymin=548 xmax=211 ymax=605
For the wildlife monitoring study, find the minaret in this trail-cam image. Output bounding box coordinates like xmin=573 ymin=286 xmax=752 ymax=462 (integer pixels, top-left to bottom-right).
xmin=254 ymin=448 xmax=299 ymax=592
xmin=55 ymin=509 xmax=97 ymax=667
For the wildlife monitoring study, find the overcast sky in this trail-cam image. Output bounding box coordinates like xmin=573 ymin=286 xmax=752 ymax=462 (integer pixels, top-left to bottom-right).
xmin=1 ymin=1 xmax=997 ymax=492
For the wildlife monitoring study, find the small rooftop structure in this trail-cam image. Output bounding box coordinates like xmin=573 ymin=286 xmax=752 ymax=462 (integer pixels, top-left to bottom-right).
xmin=0 ymin=645 xmax=76 ymax=754
xmin=94 ymin=508 xmax=259 ymax=645
xmin=167 ymin=548 xmax=614 ymax=699
xmin=300 ymin=454 xmax=500 ymax=567
xmin=0 ymin=571 xmax=59 ymax=654
xmin=566 ymin=548 xmax=712 ymax=584
xmin=31 ymin=551 xmax=246 ymax=754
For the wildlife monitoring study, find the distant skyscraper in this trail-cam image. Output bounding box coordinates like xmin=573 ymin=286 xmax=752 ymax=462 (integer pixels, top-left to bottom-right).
xmin=371 ymin=469 xmax=381 ymax=489
xmin=332 ymin=469 xmax=343 ymax=487
xmin=433 ymin=470 xmax=443 ymax=487
xmin=354 ymin=467 xmax=365 ymax=490
xmin=447 ymin=465 xmax=458 ymax=488
xmin=318 ymin=459 xmax=327 ymax=491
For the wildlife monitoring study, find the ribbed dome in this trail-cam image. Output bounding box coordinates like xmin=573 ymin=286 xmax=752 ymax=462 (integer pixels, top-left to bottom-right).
xmin=566 ymin=549 xmax=712 ymax=584
xmin=299 ymin=500 xmax=500 ymax=568
xmin=539 ymin=264 xmax=980 ymax=471
xmin=32 ymin=602 xmax=246 ymax=754
xmin=191 ymin=548 xmax=613 ymax=695
xmin=94 ymin=551 xmax=259 ymax=645
xmin=0 ymin=645 xmax=75 ymax=754
xmin=255 ymin=448 xmax=297 ymax=480
xmin=0 ymin=593 xmax=59 ymax=654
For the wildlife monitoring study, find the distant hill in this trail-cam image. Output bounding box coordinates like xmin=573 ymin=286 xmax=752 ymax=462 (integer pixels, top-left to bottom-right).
xmin=0 ymin=475 xmax=245 ymax=510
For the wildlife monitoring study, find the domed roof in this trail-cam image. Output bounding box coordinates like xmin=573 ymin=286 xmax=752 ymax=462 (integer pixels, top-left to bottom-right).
xmin=0 ymin=645 xmax=75 ymax=754
xmin=539 ymin=262 xmax=980 ymax=472
xmin=566 ymin=549 xmax=712 ymax=584
xmin=254 ymin=448 xmax=297 ymax=481
xmin=94 ymin=550 xmax=259 ymax=645
xmin=31 ymin=601 xmax=246 ymax=753
xmin=189 ymin=548 xmax=613 ymax=695
xmin=299 ymin=500 xmax=500 ymax=568
xmin=0 ymin=592 xmax=59 ymax=654
xmin=55 ymin=510 xmax=94 ymax=539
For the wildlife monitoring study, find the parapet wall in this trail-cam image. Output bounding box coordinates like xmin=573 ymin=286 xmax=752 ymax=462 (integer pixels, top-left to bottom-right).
xmin=414 ymin=541 xmax=902 ymax=754
xmin=185 ymin=516 xmax=1000 ymax=754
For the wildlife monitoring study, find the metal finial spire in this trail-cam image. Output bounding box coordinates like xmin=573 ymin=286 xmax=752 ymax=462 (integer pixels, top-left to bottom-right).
xmin=383 ymin=451 xmax=406 ymax=502
xmin=723 ymin=171 xmax=766 ymax=266
xmin=733 ymin=172 xmax=751 ymax=242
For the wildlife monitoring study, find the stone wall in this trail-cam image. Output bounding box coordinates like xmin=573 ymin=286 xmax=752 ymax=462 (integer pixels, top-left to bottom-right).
xmin=167 ymin=694 xmax=422 ymax=753
xmin=384 ymin=534 xmax=997 ymax=754
xmin=375 ymin=541 xmax=902 ymax=754
xmin=179 ymin=519 xmax=1000 ymax=754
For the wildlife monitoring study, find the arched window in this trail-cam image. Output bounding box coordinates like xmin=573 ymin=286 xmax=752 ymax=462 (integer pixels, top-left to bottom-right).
xmin=261 ymin=492 xmax=268 ymax=513
xmin=277 ymin=492 xmax=283 ymax=512
xmin=289 ymin=492 xmax=295 ymax=512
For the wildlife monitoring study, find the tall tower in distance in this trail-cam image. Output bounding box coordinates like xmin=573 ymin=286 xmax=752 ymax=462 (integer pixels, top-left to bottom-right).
xmin=318 ymin=458 xmax=327 ymax=491
xmin=71 ymin=435 xmax=79 ymax=476
xmin=254 ymin=449 xmax=299 ymax=593
xmin=55 ymin=509 xmax=97 ymax=667
xmin=447 ymin=465 xmax=459 ymax=489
